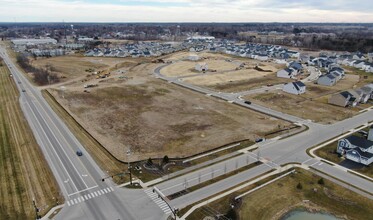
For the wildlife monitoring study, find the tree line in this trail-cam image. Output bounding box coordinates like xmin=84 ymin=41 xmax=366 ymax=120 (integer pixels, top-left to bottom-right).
xmin=16 ymin=54 xmax=59 ymax=85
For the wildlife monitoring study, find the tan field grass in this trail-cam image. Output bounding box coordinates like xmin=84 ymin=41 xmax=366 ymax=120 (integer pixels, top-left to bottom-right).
xmin=0 ymin=63 xmax=62 ymax=219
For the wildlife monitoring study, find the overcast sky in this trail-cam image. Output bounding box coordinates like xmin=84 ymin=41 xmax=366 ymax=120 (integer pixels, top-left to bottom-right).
xmin=0 ymin=0 xmax=372 ymax=22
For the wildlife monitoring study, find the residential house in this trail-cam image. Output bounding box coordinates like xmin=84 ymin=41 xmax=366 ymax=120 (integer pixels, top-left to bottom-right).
xmin=353 ymin=60 xmax=366 ymax=69
xmin=195 ymin=62 xmax=208 ymax=72
xmin=354 ymin=88 xmax=370 ymax=103
xmin=328 ymin=91 xmax=358 ymax=107
xmin=360 ymin=85 xmax=373 ymax=99
xmin=348 ymin=90 xmax=363 ymax=103
xmin=352 ymin=54 xmax=366 ymax=61
xmin=317 ymin=74 xmax=337 ymax=86
xmin=283 ymin=81 xmax=306 ymax=95
xmin=337 ymin=127 xmax=373 ymax=165
xmin=288 ymin=61 xmax=303 ymax=74
xmin=277 ymin=68 xmax=295 ymax=78
xmin=368 ymin=53 xmax=373 ymax=62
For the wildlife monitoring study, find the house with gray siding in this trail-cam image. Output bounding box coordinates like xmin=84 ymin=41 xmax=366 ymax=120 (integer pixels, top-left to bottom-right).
xmin=328 ymin=91 xmax=358 ymax=107
xmin=282 ymin=81 xmax=306 ymax=95
xmin=317 ymin=74 xmax=336 ymax=86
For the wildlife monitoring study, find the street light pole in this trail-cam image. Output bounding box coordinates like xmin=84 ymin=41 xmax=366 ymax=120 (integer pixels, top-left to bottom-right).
xmin=127 ymin=148 xmax=132 ymax=185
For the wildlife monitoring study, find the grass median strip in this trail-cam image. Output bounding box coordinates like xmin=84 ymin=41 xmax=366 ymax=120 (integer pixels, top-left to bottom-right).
xmin=167 ymin=162 xmax=262 ymax=200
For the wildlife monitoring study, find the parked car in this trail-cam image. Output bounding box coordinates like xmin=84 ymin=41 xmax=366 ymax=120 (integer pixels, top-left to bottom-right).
xmin=76 ymin=150 xmax=83 ymax=156
xmin=22 ymin=89 xmax=26 ymax=92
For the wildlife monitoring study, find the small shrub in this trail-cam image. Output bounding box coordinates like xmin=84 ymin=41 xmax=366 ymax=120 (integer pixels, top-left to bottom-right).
xmin=318 ymin=178 xmax=325 ymax=185
xmin=163 ymin=155 xmax=169 ymax=164
xmin=297 ymin=182 xmax=303 ymax=190
xmin=147 ymin=157 xmax=153 ymax=166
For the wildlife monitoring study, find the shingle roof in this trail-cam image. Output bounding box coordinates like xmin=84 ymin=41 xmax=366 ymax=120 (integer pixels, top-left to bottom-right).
xmin=294 ymin=81 xmax=305 ymax=87
xmin=345 ymin=135 xmax=373 ymax=150
xmin=346 ymin=148 xmax=373 ymax=160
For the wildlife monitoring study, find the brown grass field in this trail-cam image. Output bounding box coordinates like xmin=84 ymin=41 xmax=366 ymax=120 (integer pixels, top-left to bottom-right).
xmin=246 ymin=91 xmax=358 ymax=124
xmin=186 ymin=169 xmax=373 ymax=220
xmin=31 ymin=55 xmax=142 ymax=84
xmin=47 ymin=61 xmax=291 ymax=161
xmin=0 ymin=63 xmax=62 ymax=219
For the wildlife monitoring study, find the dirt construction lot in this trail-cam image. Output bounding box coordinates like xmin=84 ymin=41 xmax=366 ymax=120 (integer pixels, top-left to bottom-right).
xmin=245 ymin=75 xmax=361 ymax=124
xmin=30 ymin=55 xmax=142 ymax=84
xmin=0 ymin=63 xmax=62 ymax=219
xmin=161 ymin=52 xmax=286 ymax=92
xmin=49 ymin=61 xmax=291 ymax=161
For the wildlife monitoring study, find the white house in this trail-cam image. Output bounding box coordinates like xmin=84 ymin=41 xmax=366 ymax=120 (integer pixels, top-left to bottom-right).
xmin=277 ymin=68 xmax=294 ymax=78
xmin=353 ymin=61 xmax=366 ymax=69
xmin=195 ymin=62 xmax=208 ymax=72
xmin=283 ymin=81 xmax=306 ymax=95
xmin=337 ymin=126 xmax=373 ymax=165
xmin=352 ymin=54 xmax=366 ymax=61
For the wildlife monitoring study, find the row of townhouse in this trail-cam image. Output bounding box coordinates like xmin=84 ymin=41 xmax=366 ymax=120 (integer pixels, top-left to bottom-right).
xmin=329 ymin=84 xmax=373 ymax=107
xmin=336 ymin=54 xmax=373 ymax=73
xmin=85 ymin=42 xmax=186 ymax=58
xmin=212 ymin=43 xmax=300 ymax=61
xmin=30 ymin=48 xmax=65 ymax=57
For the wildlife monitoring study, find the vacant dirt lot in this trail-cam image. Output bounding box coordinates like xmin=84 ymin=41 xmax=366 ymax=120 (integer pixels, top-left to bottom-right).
xmin=0 ymin=63 xmax=62 ymax=219
xmin=160 ymin=60 xmax=238 ymax=77
xmin=31 ymin=55 xmax=142 ymax=84
xmin=49 ymin=62 xmax=291 ymax=161
xmin=161 ymin=52 xmax=286 ymax=92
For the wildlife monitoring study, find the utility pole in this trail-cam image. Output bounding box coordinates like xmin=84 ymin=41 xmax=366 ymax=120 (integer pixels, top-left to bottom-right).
xmin=127 ymin=148 xmax=132 ymax=185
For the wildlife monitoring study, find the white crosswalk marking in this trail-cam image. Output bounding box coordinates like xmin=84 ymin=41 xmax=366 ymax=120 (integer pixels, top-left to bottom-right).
xmin=144 ymin=188 xmax=173 ymax=215
xmin=67 ymin=187 xmax=114 ymax=207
